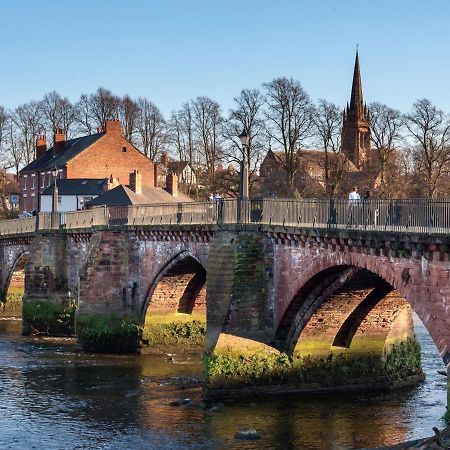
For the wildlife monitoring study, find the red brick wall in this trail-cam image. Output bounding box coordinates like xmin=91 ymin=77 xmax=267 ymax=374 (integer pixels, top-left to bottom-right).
xmin=66 ymin=132 xmax=154 ymax=187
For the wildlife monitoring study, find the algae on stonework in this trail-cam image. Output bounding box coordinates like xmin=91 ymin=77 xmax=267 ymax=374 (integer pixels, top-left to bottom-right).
xmin=204 ymin=339 xmax=422 ymax=388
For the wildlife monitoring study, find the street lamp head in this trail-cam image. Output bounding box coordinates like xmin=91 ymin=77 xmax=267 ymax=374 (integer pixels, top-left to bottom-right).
xmin=51 ymin=167 xmax=58 ymax=179
xmin=238 ymin=129 xmax=250 ymax=147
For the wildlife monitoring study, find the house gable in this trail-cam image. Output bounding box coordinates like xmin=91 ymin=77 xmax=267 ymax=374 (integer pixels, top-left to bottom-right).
xmin=66 ymin=133 xmax=154 ymax=187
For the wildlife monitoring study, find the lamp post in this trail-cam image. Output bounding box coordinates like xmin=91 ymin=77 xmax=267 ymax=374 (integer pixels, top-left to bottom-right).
xmin=238 ymin=130 xmax=250 ymax=223
xmin=51 ymin=167 xmax=59 ymax=228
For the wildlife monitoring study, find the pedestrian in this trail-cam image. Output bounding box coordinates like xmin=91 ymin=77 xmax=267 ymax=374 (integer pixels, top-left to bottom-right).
xmin=347 ymin=187 xmax=361 ymax=226
xmin=208 ymin=193 xmax=214 ymax=201
xmin=348 ymin=187 xmax=360 ymax=202
xmin=362 ymin=190 xmax=372 ymax=227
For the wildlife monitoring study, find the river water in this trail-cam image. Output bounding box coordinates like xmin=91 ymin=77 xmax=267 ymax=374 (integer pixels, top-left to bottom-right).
xmin=0 ymin=315 xmax=447 ymax=450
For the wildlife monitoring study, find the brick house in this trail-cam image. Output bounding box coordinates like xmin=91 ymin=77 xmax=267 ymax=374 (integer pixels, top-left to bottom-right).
xmin=18 ymin=120 xmax=154 ymax=213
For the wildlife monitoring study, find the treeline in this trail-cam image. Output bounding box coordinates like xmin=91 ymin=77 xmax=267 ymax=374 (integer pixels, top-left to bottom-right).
xmin=1 ymin=80 xmax=450 ymax=198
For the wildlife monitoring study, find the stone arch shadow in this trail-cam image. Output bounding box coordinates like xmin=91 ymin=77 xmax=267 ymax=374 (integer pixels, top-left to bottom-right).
xmin=140 ymin=250 xmax=207 ymax=349
xmin=141 ymin=250 xmax=207 ymax=318
xmin=1 ymin=251 xmax=31 ymax=313
xmin=272 ymin=253 xmax=447 ymax=366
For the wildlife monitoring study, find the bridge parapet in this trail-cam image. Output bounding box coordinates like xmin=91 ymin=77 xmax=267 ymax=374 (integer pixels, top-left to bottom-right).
xmin=2 ymin=198 xmax=450 ymax=236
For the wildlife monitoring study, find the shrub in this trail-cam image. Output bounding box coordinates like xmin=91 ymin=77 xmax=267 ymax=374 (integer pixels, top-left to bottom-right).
xmin=23 ymin=300 xmax=76 ymax=336
xmin=76 ymin=314 xmax=142 ymax=353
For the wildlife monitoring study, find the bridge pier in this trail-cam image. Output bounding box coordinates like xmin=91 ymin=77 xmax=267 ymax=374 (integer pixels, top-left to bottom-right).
xmin=22 ymin=232 xmax=76 ymax=336
xmin=204 ymin=230 xmax=425 ymax=399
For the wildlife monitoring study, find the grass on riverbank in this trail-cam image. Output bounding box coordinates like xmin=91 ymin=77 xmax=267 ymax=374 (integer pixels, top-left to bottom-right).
xmin=76 ymin=314 xmax=142 ymax=353
xmin=23 ymin=300 xmax=76 ymax=335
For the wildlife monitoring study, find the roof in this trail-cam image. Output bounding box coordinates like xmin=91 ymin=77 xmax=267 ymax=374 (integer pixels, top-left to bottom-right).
xmin=20 ymin=132 xmax=105 ymax=173
xmin=41 ymin=179 xmax=107 ymax=196
xmin=265 ymin=149 xmax=358 ymax=171
xmin=168 ymin=161 xmax=189 ymax=174
xmin=85 ymin=184 xmax=192 ymax=207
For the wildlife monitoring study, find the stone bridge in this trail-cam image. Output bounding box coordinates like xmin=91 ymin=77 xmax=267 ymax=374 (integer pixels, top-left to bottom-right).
xmin=1 ymin=198 xmax=450 ymax=402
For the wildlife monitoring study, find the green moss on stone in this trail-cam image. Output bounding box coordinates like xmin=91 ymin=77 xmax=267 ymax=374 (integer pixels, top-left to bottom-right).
xmin=76 ymin=314 xmax=142 ymax=353
xmin=23 ymin=300 xmax=76 ymax=336
xmin=142 ymin=320 xmax=206 ymax=348
xmin=205 ymin=339 xmax=422 ymax=389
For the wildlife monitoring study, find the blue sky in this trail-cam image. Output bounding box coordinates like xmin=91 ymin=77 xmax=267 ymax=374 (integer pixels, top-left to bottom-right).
xmin=0 ymin=0 xmax=449 ymax=117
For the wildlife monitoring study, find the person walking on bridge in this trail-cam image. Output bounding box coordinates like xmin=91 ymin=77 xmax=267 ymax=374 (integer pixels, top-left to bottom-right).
xmin=347 ymin=187 xmax=361 ymax=226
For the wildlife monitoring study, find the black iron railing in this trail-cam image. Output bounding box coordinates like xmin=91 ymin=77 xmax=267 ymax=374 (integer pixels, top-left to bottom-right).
xmin=3 ymin=198 xmax=450 ymax=235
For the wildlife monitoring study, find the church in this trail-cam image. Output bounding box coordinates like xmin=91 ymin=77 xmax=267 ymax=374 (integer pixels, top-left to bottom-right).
xmin=260 ymin=51 xmax=381 ymax=198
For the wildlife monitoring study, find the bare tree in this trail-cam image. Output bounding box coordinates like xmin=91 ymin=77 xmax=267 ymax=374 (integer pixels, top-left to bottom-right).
xmin=368 ymin=102 xmax=403 ymax=196
xmin=404 ymin=98 xmax=450 ymax=198
xmin=40 ymin=91 xmax=77 ymax=140
xmin=75 ymin=87 xmax=119 ymax=134
xmin=263 ymin=77 xmax=315 ymax=193
xmin=192 ymin=96 xmax=223 ymax=185
xmin=136 ymin=98 xmax=166 ymax=160
xmin=168 ymin=102 xmax=202 ymax=194
xmin=0 ymin=106 xmax=10 ymax=169
xmin=118 ymin=95 xmax=140 ymax=144
xmin=314 ymin=100 xmax=346 ymax=197
xmin=223 ymin=88 xmax=265 ymax=193
xmin=75 ymin=94 xmax=95 ymax=135
xmin=11 ymin=101 xmax=43 ymax=166
xmin=5 ymin=118 xmax=26 ymax=176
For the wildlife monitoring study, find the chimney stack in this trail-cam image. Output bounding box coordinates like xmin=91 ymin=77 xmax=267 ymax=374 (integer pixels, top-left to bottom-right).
xmin=36 ymin=135 xmax=47 ymax=159
xmin=154 ymin=163 xmax=159 ymax=187
xmin=166 ymin=172 xmax=178 ymax=197
xmin=160 ymin=152 xmax=169 ymax=167
xmin=104 ymin=174 xmax=119 ymax=191
xmin=129 ymin=170 xmax=142 ymax=194
xmin=53 ymin=128 xmax=66 ymax=154
xmin=104 ymin=119 xmax=122 ymax=135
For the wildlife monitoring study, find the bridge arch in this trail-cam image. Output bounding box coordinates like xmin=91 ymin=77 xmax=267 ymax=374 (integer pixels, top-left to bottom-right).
xmin=141 ymin=250 xmax=206 ymax=317
xmin=141 ymin=250 xmax=207 ymax=348
xmin=1 ymin=251 xmax=30 ymax=313
xmin=273 ymin=251 xmax=447 ymax=364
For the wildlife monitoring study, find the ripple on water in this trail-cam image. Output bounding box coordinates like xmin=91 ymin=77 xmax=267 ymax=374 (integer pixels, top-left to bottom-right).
xmin=0 ymin=315 xmax=447 ymax=450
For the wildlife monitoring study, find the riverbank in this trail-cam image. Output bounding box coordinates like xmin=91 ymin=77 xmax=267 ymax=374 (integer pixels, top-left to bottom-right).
xmin=374 ymin=425 xmax=450 ymax=449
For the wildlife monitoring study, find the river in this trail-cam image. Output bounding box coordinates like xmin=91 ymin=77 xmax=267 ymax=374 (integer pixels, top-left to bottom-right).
xmin=0 ymin=314 xmax=447 ymax=450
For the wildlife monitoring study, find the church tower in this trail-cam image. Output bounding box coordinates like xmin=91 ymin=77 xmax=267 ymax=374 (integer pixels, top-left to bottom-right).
xmin=341 ymin=50 xmax=371 ymax=170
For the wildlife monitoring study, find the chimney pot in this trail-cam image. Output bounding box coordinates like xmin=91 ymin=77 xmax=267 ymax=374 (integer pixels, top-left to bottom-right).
xmin=104 ymin=120 xmax=122 ymax=135
xmin=53 ymin=128 xmax=66 ymax=154
xmin=160 ymin=152 xmax=169 ymax=167
xmin=36 ymin=134 xmax=47 ymax=159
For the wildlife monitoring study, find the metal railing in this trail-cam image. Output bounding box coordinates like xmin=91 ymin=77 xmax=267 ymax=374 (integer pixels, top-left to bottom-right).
xmin=3 ymin=198 xmax=450 ymax=236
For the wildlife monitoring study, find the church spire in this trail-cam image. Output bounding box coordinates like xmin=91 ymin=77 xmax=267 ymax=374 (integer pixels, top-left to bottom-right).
xmin=349 ymin=50 xmax=364 ymax=117
xmin=341 ymin=48 xmax=371 ymax=170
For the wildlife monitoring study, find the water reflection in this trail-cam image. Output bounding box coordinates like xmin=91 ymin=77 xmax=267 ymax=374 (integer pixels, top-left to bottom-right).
xmin=0 ymin=314 xmax=446 ymax=449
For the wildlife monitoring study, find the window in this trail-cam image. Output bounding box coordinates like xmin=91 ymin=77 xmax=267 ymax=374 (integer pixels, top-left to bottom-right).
xmin=41 ymin=175 xmax=46 ymax=188
xmin=58 ymin=196 xmax=62 ymax=204
xmin=31 ymin=175 xmax=35 ymax=189
xmin=122 ymin=147 xmax=127 ymax=152
xmin=23 ymin=175 xmax=28 ymax=191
